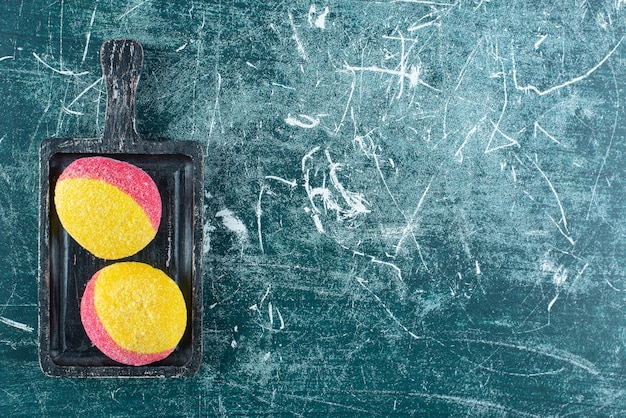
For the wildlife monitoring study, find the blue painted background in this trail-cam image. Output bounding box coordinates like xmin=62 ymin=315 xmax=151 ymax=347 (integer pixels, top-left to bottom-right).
xmin=0 ymin=0 xmax=625 ymax=415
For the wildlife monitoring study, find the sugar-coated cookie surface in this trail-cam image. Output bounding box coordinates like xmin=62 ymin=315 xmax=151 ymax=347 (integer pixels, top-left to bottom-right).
xmin=54 ymin=156 xmax=161 ymax=260
xmin=80 ymin=262 xmax=187 ymax=366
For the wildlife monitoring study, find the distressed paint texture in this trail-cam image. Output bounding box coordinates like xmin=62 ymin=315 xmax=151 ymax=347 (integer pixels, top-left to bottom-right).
xmin=1 ymin=0 xmax=625 ymax=415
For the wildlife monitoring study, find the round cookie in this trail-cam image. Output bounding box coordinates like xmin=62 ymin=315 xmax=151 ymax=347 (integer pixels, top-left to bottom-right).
xmin=54 ymin=156 xmax=161 ymax=260
xmin=80 ymin=262 xmax=187 ymax=366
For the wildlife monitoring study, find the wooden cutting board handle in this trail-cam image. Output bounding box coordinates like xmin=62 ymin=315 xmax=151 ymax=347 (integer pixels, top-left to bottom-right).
xmin=100 ymin=39 xmax=143 ymax=146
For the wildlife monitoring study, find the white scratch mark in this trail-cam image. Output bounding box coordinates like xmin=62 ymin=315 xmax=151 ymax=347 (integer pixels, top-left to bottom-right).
xmin=553 ymin=265 xmax=568 ymax=286
xmin=606 ymin=279 xmax=622 ymax=292
xmin=0 ymin=317 xmax=34 ymax=333
xmin=271 ymin=82 xmax=295 ymax=90
xmin=275 ymin=306 xmax=285 ymax=330
xmin=548 ymin=214 xmax=575 ymax=246
xmin=81 ymin=4 xmax=98 ymax=63
xmin=305 ymin=207 xmax=326 ymax=233
xmin=534 ymin=34 xmax=548 ymax=49
xmin=416 ymin=242 xmax=431 ymax=273
xmin=303 ymin=147 xmax=320 ymax=182
xmin=302 ymin=148 xmax=323 ymax=219
xmin=312 ymin=213 xmax=325 ymax=232
xmin=485 ymin=121 xmax=520 ymax=153
xmin=347 ymin=390 xmax=542 ymax=418
xmin=382 ymin=34 xmax=421 ymax=43
xmin=455 ymin=116 xmax=485 ymax=163
xmin=288 ymin=11 xmax=308 ymax=60
xmin=326 ymin=149 xmax=371 ymax=218
xmin=265 ymin=175 xmax=297 ymax=188
xmin=207 ymin=72 xmax=222 ymax=153
xmin=246 ymin=61 xmax=258 ymax=69
xmin=455 ymin=40 xmax=481 ymax=91
xmin=111 ymin=388 xmax=121 ymax=403
xmin=475 ymin=260 xmax=481 ymax=275
xmin=395 ymin=177 xmax=433 ymax=255
xmin=2 ymin=340 xmax=17 ymax=350
xmin=454 ymin=339 xmax=600 ymax=376
xmin=285 ymin=114 xmax=320 ymax=129
xmin=344 ymin=62 xmax=439 ymax=94
xmin=215 ymin=209 xmax=248 ymax=245
xmin=587 ymin=65 xmax=619 ymax=220
xmin=355 ymin=278 xmax=421 ymax=340
xmin=513 ymin=36 xmax=624 ymax=96
xmin=259 ymin=285 xmax=271 ymax=307
xmin=203 ymin=220 xmax=215 ymax=255
xmin=0 ymin=56 xmax=13 ymax=62
xmin=391 ymin=0 xmax=455 ymax=5
xmin=65 ymin=76 xmax=103 ymax=110
xmin=407 ymin=18 xmax=439 ymax=32
xmin=576 ymin=262 xmax=589 ymax=280
xmin=308 ymin=5 xmax=329 ymax=30
xmin=59 ymin=0 xmax=64 ymax=69
xmin=176 ymin=42 xmax=188 ymax=52
xmin=335 ymin=68 xmax=357 ymax=134
xmin=32 ymin=52 xmax=89 ymax=76
xmin=302 ymin=147 xmax=371 ymax=224
xmin=345 ymin=29 xmax=440 ymax=99
xmin=371 ymin=258 xmax=403 ymax=282
xmin=61 ymin=105 xmax=83 ymax=116
xmin=547 ymin=265 xmax=569 ymax=312
xmin=256 ymin=186 xmax=266 ymax=254
xmin=268 ymin=302 xmax=274 ymax=327
xmin=534 ymin=121 xmax=560 ymax=145
xmin=547 ymin=293 xmax=560 ymax=312
xmin=118 ymin=0 xmax=150 ymax=20
xmin=529 ymin=156 xmax=571 ymax=236
xmin=474 ymin=363 xmax=566 ymax=378
xmin=216 ymin=209 xmax=247 ymax=235
xmin=485 ymin=60 xmax=519 ymax=154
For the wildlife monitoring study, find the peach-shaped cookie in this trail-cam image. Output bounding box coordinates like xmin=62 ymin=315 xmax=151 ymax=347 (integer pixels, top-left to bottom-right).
xmin=80 ymin=262 xmax=187 ymax=366
xmin=54 ymin=156 xmax=161 ymax=259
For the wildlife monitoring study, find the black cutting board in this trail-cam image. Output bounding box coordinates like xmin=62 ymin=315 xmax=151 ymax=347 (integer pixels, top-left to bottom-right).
xmin=38 ymin=39 xmax=203 ymax=378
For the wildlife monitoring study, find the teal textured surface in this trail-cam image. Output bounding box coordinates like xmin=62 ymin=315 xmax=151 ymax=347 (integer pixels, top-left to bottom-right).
xmin=0 ymin=0 xmax=625 ymax=415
